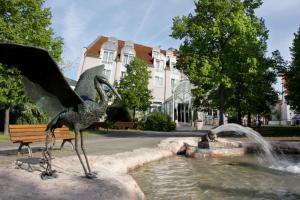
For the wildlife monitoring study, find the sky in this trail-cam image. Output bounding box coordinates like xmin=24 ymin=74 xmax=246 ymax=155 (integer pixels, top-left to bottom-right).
xmin=45 ymin=0 xmax=300 ymax=83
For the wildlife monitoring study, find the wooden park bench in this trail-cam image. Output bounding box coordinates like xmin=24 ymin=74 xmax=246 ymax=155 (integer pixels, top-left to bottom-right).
xmin=9 ymin=124 xmax=75 ymax=157
xmin=113 ymin=121 xmax=135 ymax=129
xmin=89 ymin=121 xmax=135 ymax=130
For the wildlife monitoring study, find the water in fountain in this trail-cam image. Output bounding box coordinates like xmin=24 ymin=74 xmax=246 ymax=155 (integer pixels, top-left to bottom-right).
xmin=211 ymin=123 xmax=300 ymax=174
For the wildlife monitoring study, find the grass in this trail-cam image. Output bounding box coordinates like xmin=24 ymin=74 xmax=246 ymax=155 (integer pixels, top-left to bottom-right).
xmin=0 ymin=133 xmax=9 ymax=140
xmin=255 ymin=126 xmax=300 ymax=137
xmin=221 ymin=126 xmax=300 ymax=138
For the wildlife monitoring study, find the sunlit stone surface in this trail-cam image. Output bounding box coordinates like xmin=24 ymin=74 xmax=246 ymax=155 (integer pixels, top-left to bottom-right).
xmin=0 ymin=137 xmax=199 ymax=200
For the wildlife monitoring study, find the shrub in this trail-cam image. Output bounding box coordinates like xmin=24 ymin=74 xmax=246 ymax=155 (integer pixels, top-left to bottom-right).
xmin=12 ymin=102 xmax=48 ymax=124
xmin=144 ymin=112 xmax=176 ymax=131
xmin=106 ymin=102 xmax=132 ymax=123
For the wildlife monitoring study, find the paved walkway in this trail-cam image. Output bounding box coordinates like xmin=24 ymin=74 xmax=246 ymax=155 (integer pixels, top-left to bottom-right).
xmin=2 ymin=129 xmax=299 ymax=167
xmin=0 ymin=130 xmax=207 ymax=167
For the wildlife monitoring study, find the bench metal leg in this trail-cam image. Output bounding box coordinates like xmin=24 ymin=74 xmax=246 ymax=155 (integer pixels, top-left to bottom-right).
xmin=17 ymin=143 xmax=32 ymax=157
xmin=17 ymin=143 xmax=24 ymax=156
xmin=26 ymin=144 xmax=32 ymax=157
xmin=60 ymin=139 xmax=74 ymax=151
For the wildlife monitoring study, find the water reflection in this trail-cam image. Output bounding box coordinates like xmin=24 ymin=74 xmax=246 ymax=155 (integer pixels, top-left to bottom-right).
xmin=130 ymin=155 xmax=300 ymax=200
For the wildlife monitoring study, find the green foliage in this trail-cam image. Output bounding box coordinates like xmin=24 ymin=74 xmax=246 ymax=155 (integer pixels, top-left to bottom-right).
xmin=255 ymin=126 xmax=300 ymax=137
xmin=0 ymin=0 xmax=63 ymax=61
xmin=12 ymin=102 xmax=48 ymax=124
xmin=286 ymin=28 xmax=300 ymax=113
xmin=171 ymin=0 xmax=276 ymax=124
xmin=0 ymin=0 xmax=63 ymax=128
xmin=144 ymin=112 xmax=176 ymax=132
xmin=0 ymin=64 xmax=25 ymax=109
xmin=118 ymin=58 xmax=152 ymax=119
xmin=0 ymin=133 xmax=9 ymax=140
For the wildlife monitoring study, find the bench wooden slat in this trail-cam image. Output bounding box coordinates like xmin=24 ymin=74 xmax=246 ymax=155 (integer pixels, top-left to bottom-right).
xmin=12 ymin=136 xmax=46 ymax=142
xmin=9 ymin=128 xmax=47 ymax=133
xmin=9 ymin=124 xmax=75 ymax=156
xmin=9 ymin=127 xmax=69 ymax=132
xmin=10 ymin=132 xmax=47 ymax=137
xmin=10 ymin=130 xmax=69 ymax=137
xmin=9 ymin=124 xmax=73 ymax=142
xmin=10 ymin=133 xmax=73 ymax=140
xmin=10 ymin=135 xmax=74 ymax=142
xmin=9 ymin=124 xmax=47 ymax=129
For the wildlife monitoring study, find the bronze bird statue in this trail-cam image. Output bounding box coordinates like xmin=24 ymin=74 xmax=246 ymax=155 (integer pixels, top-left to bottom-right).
xmin=0 ymin=43 xmax=121 ymax=178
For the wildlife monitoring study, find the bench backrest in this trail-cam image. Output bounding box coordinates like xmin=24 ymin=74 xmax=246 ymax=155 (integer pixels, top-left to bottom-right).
xmin=9 ymin=124 xmax=71 ymax=142
xmin=114 ymin=121 xmax=135 ymax=129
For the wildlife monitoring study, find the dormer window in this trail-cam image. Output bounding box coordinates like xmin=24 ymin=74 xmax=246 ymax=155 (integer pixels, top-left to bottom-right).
xmin=104 ymin=69 xmax=111 ymax=79
xmin=155 ymin=59 xmax=164 ymax=72
xmin=152 ymin=51 xmax=159 ymax=58
xmin=103 ymin=50 xmax=114 ymax=64
xmin=170 ymin=62 xmax=177 ymax=70
xmin=123 ymin=54 xmax=134 ymax=65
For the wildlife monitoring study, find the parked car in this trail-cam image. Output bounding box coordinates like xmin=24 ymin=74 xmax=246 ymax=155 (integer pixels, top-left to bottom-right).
xmin=292 ymin=115 xmax=300 ymax=125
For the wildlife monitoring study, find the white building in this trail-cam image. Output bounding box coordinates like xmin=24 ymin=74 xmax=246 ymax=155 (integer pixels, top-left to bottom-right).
xmin=78 ymin=36 xmax=223 ymax=127
xmin=270 ymin=76 xmax=296 ymax=125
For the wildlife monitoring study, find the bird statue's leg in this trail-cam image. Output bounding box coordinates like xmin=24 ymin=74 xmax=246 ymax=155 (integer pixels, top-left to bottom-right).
xmin=40 ymin=129 xmax=57 ymax=180
xmin=80 ymin=131 xmax=96 ymax=178
xmin=74 ymin=129 xmax=89 ymax=177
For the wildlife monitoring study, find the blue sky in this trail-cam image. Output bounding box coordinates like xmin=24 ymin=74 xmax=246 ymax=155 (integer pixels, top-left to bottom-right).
xmin=45 ymin=0 xmax=300 ymax=82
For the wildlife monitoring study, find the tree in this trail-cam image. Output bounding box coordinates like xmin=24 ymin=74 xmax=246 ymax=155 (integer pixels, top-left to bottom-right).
xmin=286 ymin=28 xmax=300 ymax=113
xmin=0 ymin=0 xmax=63 ymax=134
xmin=0 ymin=64 xmax=24 ymax=133
xmin=171 ymin=0 xmax=270 ymax=125
xmin=118 ymin=58 xmax=152 ymax=121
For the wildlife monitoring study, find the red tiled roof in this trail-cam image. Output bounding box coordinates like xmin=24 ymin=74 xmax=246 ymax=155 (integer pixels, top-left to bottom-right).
xmin=85 ymin=36 xmax=175 ymax=66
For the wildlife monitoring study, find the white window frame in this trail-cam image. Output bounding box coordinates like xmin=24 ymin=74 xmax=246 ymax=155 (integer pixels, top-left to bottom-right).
xmin=103 ymin=69 xmax=111 ymax=79
xmin=171 ymin=78 xmax=179 ymax=89
xmin=102 ymin=50 xmax=114 ymax=64
xmin=154 ymin=59 xmax=164 ymax=72
xmin=123 ymin=53 xmax=134 ymax=65
xmin=121 ymin=71 xmax=126 ymax=79
xmin=152 ymin=51 xmax=159 ymax=58
xmin=154 ymin=76 xmax=163 ymax=87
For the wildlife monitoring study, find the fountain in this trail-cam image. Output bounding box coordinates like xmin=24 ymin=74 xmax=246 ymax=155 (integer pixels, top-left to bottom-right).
xmin=185 ymin=123 xmax=300 ymax=174
xmin=131 ymin=123 xmax=300 ymax=199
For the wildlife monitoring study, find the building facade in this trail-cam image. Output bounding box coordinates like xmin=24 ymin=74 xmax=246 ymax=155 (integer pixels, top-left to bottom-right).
xmin=78 ymin=36 xmax=223 ymax=126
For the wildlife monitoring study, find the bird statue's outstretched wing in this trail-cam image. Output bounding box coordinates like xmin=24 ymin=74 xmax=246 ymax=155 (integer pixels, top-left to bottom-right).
xmin=0 ymin=43 xmax=83 ymax=118
xmin=75 ymin=65 xmax=106 ymax=101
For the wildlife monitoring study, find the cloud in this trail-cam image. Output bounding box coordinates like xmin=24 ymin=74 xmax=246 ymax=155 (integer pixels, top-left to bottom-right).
xmin=63 ymin=4 xmax=87 ymax=58
xmin=256 ymin=0 xmax=300 ymax=17
xmin=133 ymin=0 xmax=155 ymax=40
xmin=256 ymin=0 xmax=300 ymax=61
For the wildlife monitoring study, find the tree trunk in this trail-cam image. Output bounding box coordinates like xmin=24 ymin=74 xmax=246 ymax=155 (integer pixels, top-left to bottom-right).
xmin=4 ymin=107 xmax=10 ymax=135
xmin=133 ymin=107 xmax=136 ymax=122
xmin=257 ymin=115 xmax=262 ymax=128
xmin=237 ymin=109 xmax=242 ymax=125
xmin=247 ymin=112 xmax=251 ymax=127
xmin=219 ymin=84 xmax=225 ymax=125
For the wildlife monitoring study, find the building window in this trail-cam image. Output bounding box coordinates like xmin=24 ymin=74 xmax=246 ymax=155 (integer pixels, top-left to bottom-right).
xmin=171 ymin=62 xmax=176 ymax=69
xmin=171 ymin=78 xmax=178 ymax=89
xmin=155 ymin=59 xmax=164 ymax=72
xmin=152 ymin=51 xmax=159 ymax=58
xmin=154 ymin=76 xmax=163 ymax=86
xmin=103 ymin=50 xmax=114 ymax=64
xmin=121 ymin=71 xmax=126 ymax=79
xmin=123 ymin=54 xmax=134 ymax=65
xmin=104 ymin=69 xmax=111 ymax=79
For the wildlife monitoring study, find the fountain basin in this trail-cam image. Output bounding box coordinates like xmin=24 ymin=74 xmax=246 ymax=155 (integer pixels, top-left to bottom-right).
xmin=185 ymin=138 xmax=246 ymax=158
xmin=184 ymin=137 xmax=300 ymax=159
